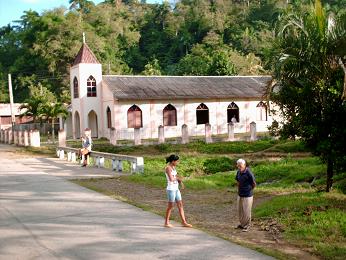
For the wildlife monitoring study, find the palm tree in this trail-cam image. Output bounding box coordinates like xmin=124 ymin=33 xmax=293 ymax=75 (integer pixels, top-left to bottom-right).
xmin=19 ymin=96 xmax=45 ymax=123
xmin=69 ymin=0 xmax=93 ymax=13
xmin=267 ymin=0 xmax=346 ymax=191
xmin=40 ymin=102 xmax=68 ymax=143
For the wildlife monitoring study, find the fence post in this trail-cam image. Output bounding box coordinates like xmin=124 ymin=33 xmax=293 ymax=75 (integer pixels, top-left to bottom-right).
xmin=205 ymin=123 xmax=212 ymax=143
xmin=13 ymin=131 xmax=18 ymax=145
xmin=227 ymin=122 xmax=235 ymax=141
xmin=110 ymin=127 xmax=117 ymax=146
xmin=118 ymin=160 xmax=123 ymax=172
xmin=135 ymin=157 xmax=144 ymax=173
xmin=18 ymin=130 xmax=23 ymax=145
xmin=96 ymin=157 xmax=105 ymax=168
xmin=250 ymin=121 xmax=257 ymax=141
xmin=4 ymin=129 xmax=8 ymax=143
xmin=67 ymin=151 xmax=72 ymax=161
xmin=8 ymin=129 xmax=13 ymax=144
xmin=181 ymin=124 xmax=189 ymax=144
xmin=158 ymin=125 xmax=165 ymax=144
xmin=24 ymin=130 xmax=29 ymax=146
xmin=58 ymin=129 xmax=66 ymax=147
xmin=59 ymin=150 xmax=65 ymax=159
xmin=30 ymin=129 xmax=40 ymax=147
xmin=134 ymin=128 xmax=141 ymax=145
xmin=0 ymin=129 xmax=3 ymax=143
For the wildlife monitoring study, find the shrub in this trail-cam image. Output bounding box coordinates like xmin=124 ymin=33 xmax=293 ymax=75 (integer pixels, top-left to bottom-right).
xmin=203 ymin=157 xmax=235 ymax=174
xmin=334 ymin=177 xmax=346 ymax=194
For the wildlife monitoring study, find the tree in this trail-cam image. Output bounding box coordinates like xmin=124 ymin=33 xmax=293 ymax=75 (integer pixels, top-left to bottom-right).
xmin=19 ymin=84 xmax=55 ymax=123
xmin=69 ymin=0 xmax=93 ymax=14
xmin=40 ymin=102 xmax=68 ymax=143
xmin=142 ymin=58 xmax=162 ymax=75
xmin=267 ymin=0 xmax=346 ymax=191
xmin=175 ymin=43 xmax=239 ymax=76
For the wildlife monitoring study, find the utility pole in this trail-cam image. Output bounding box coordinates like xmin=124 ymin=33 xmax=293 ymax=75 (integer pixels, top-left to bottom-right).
xmin=8 ymin=74 xmax=15 ymax=142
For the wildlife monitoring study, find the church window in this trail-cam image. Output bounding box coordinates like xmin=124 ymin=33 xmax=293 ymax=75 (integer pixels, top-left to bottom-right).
xmin=73 ymin=77 xmax=79 ymax=98
xmin=256 ymin=101 xmax=268 ymax=121
xmin=127 ymin=105 xmax=142 ymax=128
xmin=106 ymin=107 xmax=112 ymax=128
xmin=196 ymin=103 xmax=209 ymax=125
xmin=227 ymin=102 xmax=239 ymax=123
xmin=163 ymin=104 xmax=177 ymax=126
xmin=87 ymin=75 xmax=97 ymax=97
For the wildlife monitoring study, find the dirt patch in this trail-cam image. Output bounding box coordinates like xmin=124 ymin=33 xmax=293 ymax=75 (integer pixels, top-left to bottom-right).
xmin=75 ymin=177 xmax=318 ymax=260
xmin=0 ymin=144 xmax=44 ymax=159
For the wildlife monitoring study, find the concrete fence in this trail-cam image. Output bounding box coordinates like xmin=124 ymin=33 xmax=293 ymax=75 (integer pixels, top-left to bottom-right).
xmin=56 ymin=146 xmax=144 ymax=174
xmin=99 ymin=122 xmax=258 ymax=146
xmin=0 ymin=128 xmax=40 ymax=147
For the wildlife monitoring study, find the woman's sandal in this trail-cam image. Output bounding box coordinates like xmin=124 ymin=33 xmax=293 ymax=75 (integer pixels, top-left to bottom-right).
xmin=182 ymin=222 xmax=192 ymax=228
xmin=164 ymin=223 xmax=174 ymax=228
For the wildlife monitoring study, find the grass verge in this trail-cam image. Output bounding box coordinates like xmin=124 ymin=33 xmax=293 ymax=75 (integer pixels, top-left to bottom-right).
xmin=254 ymin=192 xmax=346 ymax=259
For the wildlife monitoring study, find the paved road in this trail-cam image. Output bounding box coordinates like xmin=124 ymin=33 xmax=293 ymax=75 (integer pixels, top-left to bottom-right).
xmin=0 ymin=144 xmax=274 ymax=260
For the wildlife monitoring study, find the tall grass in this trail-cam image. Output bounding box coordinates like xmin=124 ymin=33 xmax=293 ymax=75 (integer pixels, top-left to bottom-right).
xmin=254 ymin=192 xmax=346 ymax=259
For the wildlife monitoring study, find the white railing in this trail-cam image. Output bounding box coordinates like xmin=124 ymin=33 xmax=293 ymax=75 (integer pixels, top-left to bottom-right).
xmin=56 ymin=146 xmax=144 ymax=174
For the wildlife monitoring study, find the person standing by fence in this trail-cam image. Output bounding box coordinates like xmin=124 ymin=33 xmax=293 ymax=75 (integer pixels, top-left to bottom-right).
xmin=164 ymin=154 xmax=192 ymax=228
xmin=235 ymin=158 xmax=256 ymax=232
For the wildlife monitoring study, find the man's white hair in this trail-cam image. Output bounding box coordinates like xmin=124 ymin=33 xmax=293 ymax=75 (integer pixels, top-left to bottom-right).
xmin=237 ymin=158 xmax=246 ymax=166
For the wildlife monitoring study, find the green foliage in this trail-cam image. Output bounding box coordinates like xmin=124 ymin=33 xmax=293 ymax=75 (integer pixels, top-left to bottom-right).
xmin=69 ymin=138 xmax=279 ymax=155
xmin=267 ymin=0 xmax=346 ymax=191
xmin=203 ymin=157 xmax=235 ymax=174
xmin=334 ymin=173 xmax=346 ymax=194
xmin=4 ymin=0 xmax=332 ymax=100
xmin=254 ymin=192 xmax=346 ymax=259
xmin=185 ymin=172 xmax=237 ymax=190
xmin=253 ymin=157 xmax=325 ymax=187
xmin=265 ymin=140 xmax=311 ymax=153
xmin=142 ymin=58 xmax=162 ymax=75
xmin=186 ymin=139 xmax=276 ymax=154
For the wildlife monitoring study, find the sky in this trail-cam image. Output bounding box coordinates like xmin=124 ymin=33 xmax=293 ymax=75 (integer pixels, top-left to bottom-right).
xmin=0 ymin=0 xmax=162 ymax=27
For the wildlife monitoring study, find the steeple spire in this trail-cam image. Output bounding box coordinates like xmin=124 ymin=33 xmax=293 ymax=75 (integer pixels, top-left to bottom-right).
xmin=72 ymin=39 xmax=100 ymax=66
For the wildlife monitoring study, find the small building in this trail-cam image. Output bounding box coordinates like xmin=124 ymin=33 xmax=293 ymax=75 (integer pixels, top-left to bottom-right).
xmin=69 ymin=43 xmax=274 ymax=140
xmin=0 ymin=103 xmax=31 ymax=130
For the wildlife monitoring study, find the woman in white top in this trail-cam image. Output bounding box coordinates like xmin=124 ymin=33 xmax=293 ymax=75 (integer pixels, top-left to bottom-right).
xmin=164 ymin=154 xmax=192 ymax=228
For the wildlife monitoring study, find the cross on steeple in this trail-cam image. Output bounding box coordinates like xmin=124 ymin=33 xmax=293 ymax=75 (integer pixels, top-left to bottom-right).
xmin=83 ymin=32 xmax=86 ymax=44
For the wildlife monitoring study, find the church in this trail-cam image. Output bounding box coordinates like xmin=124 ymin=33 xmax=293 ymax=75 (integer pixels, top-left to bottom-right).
xmin=69 ymin=42 xmax=275 ymax=140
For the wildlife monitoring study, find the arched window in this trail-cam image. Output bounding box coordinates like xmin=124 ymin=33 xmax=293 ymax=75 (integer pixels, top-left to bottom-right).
xmin=163 ymin=104 xmax=177 ymax=126
xmin=256 ymin=101 xmax=268 ymax=121
xmin=227 ymin=102 xmax=239 ymax=123
xmin=106 ymin=107 xmax=112 ymax=128
xmin=196 ymin=103 xmax=209 ymax=125
xmin=73 ymin=77 xmax=79 ymax=98
xmin=127 ymin=105 xmax=142 ymax=128
xmin=87 ymin=75 xmax=97 ymax=97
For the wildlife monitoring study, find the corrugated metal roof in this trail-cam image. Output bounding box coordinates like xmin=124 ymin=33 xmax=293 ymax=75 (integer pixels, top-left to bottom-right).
xmin=102 ymin=76 xmax=271 ymax=100
xmin=0 ymin=103 xmax=24 ymax=116
xmin=72 ymin=43 xmax=100 ymax=66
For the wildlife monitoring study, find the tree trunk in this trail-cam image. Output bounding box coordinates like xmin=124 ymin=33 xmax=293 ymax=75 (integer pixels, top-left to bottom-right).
xmin=326 ymin=157 xmax=333 ymax=192
xmin=338 ymin=58 xmax=346 ymax=100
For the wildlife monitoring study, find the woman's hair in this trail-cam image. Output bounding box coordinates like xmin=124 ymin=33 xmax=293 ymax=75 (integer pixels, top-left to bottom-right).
xmin=166 ymin=154 xmax=179 ymax=163
xmin=237 ymin=158 xmax=246 ymax=166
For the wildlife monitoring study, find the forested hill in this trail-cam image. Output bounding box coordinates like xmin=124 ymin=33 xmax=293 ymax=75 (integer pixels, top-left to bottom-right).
xmin=0 ymin=0 xmax=344 ymax=102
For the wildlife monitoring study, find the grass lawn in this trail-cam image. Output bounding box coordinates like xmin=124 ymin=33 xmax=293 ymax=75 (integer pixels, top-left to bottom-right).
xmin=254 ymin=192 xmax=346 ymax=259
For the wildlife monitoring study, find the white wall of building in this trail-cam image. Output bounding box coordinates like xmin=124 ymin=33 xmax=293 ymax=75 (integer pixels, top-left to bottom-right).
xmin=112 ymin=99 xmax=275 ymax=140
xmin=70 ymin=63 xmax=102 ymax=138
